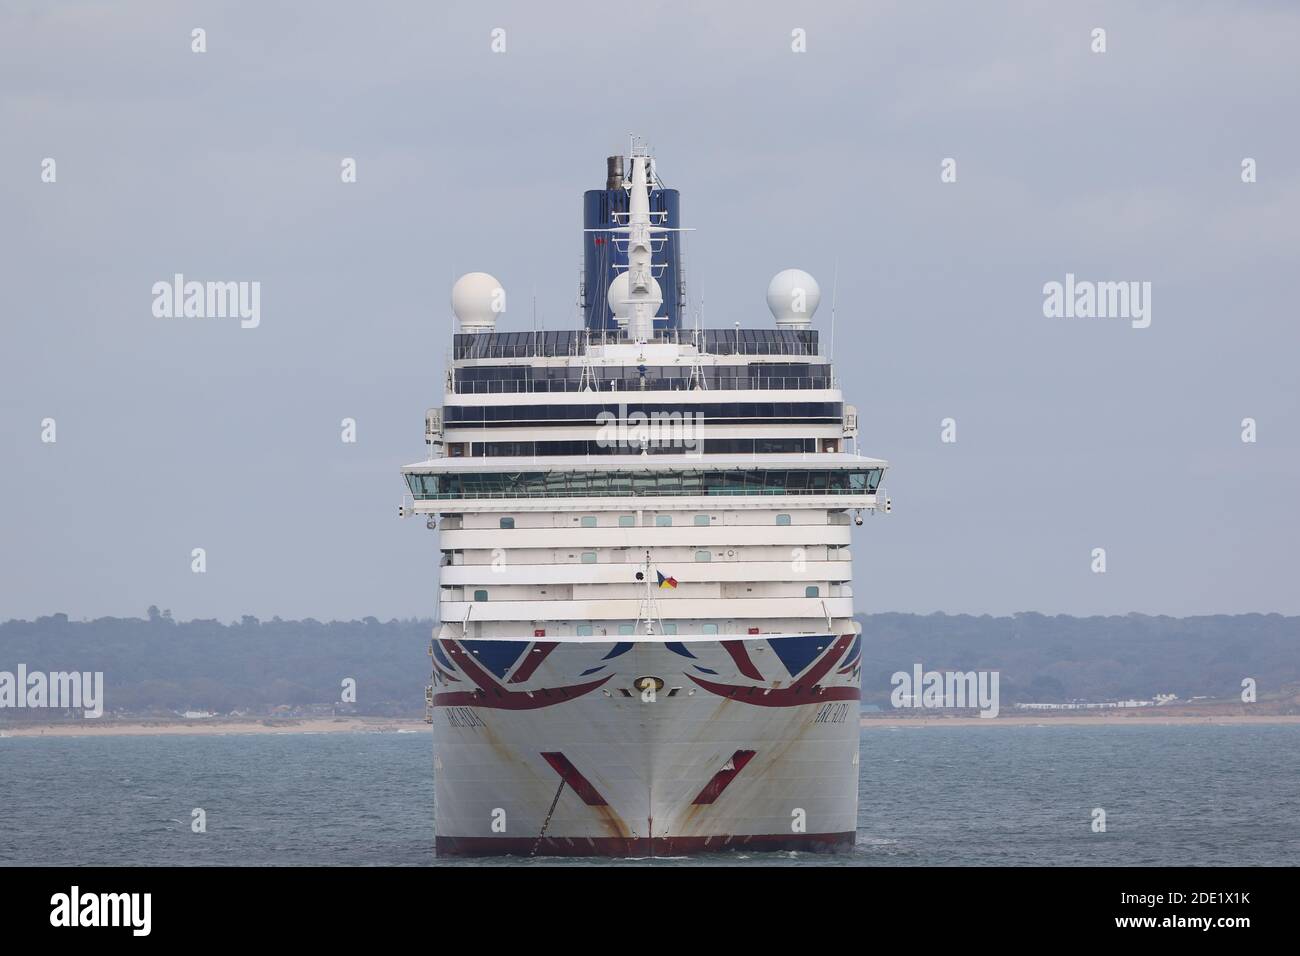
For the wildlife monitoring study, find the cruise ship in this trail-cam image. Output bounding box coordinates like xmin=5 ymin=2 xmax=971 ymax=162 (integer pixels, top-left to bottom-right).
xmin=400 ymin=143 xmax=889 ymax=856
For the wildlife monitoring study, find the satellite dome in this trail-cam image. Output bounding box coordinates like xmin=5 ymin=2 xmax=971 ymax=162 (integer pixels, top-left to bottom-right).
xmin=452 ymin=272 xmax=504 ymax=333
xmin=766 ymin=269 xmax=821 ymax=327
xmin=606 ymin=271 xmax=663 ymax=320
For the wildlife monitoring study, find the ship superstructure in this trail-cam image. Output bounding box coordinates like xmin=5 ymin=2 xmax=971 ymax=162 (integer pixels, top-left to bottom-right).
xmin=401 ymin=144 xmax=889 ymax=856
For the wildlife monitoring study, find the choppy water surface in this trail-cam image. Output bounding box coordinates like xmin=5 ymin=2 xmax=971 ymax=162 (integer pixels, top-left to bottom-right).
xmin=1 ymin=724 xmax=1295 ymax=865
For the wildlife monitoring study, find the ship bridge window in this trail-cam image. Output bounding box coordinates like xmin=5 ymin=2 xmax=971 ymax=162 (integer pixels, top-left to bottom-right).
xmin=499 ymin=517 xmax=515 ymax=529
xmin=444 ymin=401 xmax=842 ymax=426
xmin=405 ymin=468 xmax=885 ymax=500
xmin=471 ymin=438 xmax=818 ymax=457
xmin=775 ymin=514 xmax=791 ymax=526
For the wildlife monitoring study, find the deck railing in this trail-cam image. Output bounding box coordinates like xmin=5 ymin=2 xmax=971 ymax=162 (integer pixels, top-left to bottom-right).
xmin=451 ymin=375 xmax=835 ymax=394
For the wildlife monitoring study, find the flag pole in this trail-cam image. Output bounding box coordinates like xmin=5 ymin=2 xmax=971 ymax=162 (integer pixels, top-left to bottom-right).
xmin=642 ymin=549 xmax=657 ymax=635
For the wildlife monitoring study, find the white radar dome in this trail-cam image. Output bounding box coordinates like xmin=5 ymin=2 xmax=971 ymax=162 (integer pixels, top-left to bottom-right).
xmin=606 ymin=271 xmax=663 ymax=320
xmin=766 ymin=269 xmax=821 ymax=327
xmin=452 ymin=272 xmax=505 ymax=333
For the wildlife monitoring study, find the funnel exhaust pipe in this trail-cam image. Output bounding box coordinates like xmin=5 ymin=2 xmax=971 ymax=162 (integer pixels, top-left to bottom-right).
xmin=606 ymin=155 xmax=624 ymax=190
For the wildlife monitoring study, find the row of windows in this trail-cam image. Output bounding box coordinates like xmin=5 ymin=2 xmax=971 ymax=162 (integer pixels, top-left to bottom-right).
xmin=497 ymin=514 xmax=794 ymax=529
xmin=469 ymin=438 xmax=820 ymax=457
xmin=467 ymin=588 xmax=820 ymax=602
xmin=445 ymin=402 xmax=842 ymax=423
xmin=575 ymin=551 xmax=821 ymax=568
xmin=451 ymin=365 xmax=833 ymax=394
xmin=452 ymin=329 xmax=818 ymax=360
xmin=694 ymin=329 xmax=820 ymax=355
xmin=453 ymin=378 xmax=834 ymax=395
xmin=454 ymin=363 xmax=826 ymax=384
xmin=407 ymin=468 xmax=884 ymax=499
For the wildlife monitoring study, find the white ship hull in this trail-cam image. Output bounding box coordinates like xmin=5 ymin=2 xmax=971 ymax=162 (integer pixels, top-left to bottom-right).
xmin=404 ymin=144 xmax=891 ymax=858
xmin=431 ymin=634 xmax=862 ymax=856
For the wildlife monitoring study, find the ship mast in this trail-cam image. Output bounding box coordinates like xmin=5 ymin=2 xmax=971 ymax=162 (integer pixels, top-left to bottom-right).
xmin=623 ymin=145 xmax=660 ymax=342
xmin=588 ymin=138 xmax=690 ymax=343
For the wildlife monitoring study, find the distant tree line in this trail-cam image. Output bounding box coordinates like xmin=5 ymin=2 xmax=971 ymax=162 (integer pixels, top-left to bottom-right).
xmin=855 ymin=612 xmax=1299 ymax=708
xmin=0 ymin=610 xmax=1295 ymax=718
xmin=0 ymin=611 xmax=431 ymax=718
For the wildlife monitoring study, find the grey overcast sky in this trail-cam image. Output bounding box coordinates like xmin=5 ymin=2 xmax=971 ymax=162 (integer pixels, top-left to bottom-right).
xmin=2 ymin=1 xmax=1298 ymax=621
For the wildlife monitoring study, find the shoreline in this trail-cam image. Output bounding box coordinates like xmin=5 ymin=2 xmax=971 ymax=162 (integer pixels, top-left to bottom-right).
xmin=0 ymin=717 xmax=432 ymax=738
xmin=860 ymin=713 xmax=1300 ymax=728
xmin=3 ymin=713 xmax=1298 ymax=738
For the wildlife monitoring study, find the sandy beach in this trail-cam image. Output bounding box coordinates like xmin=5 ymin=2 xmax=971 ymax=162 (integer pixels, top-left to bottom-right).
xmin=0 ymin=717 xmax=432 ymax=738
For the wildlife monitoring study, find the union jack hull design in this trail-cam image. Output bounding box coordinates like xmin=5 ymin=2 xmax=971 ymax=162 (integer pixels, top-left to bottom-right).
xmin=431 ymin=631 xmax=862 ymax=856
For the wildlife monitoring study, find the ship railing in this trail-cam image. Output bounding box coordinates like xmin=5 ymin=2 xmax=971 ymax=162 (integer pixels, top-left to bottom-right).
xmin=450 ymin=376 xmax=837 ymax=394
xmin=449 ymin=333 xmax=822 ymax=360
xmin=409 ymin=487 xmax=877 ymax=501
xmin=450 ymin=345 xmax=823 ymax=359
